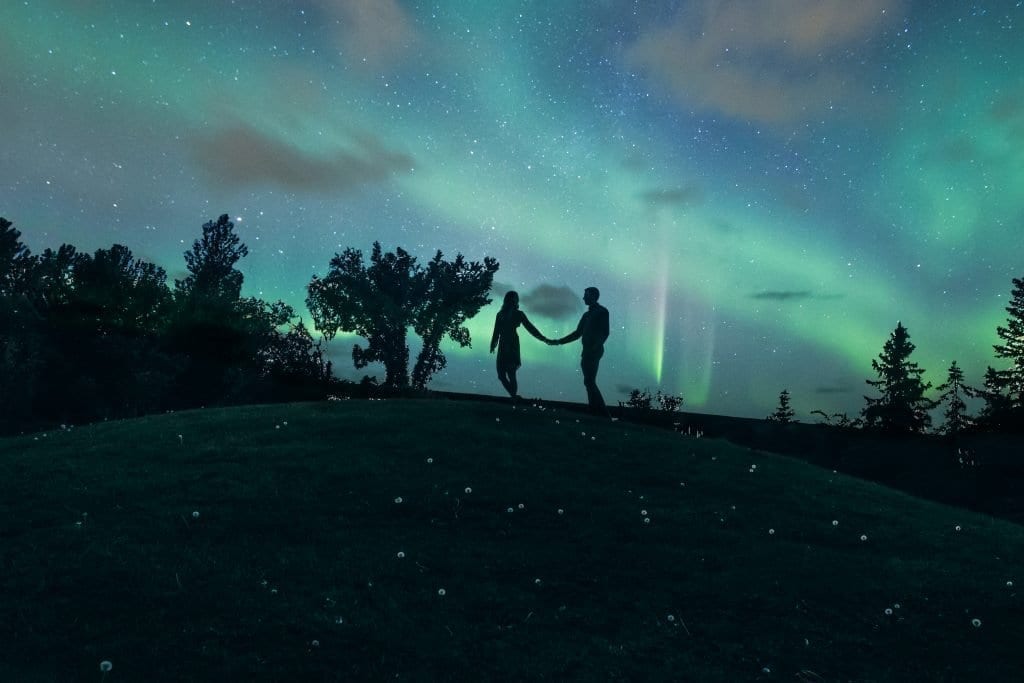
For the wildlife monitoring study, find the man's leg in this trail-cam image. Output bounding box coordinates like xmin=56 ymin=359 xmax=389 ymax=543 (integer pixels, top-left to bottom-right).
xmin=581 ymin=352 xmax=607 ymax=415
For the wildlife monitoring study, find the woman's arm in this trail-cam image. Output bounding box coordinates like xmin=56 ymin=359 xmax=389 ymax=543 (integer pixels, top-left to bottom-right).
xmin=519 ymin=311 xmax=547 ymax=342
xmin=490 ymin=312 xmax=501 ymax=352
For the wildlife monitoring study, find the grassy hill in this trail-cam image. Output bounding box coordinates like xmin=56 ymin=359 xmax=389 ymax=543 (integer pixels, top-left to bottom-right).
xmin=2 ymin=398 xmax=1023 ymax=681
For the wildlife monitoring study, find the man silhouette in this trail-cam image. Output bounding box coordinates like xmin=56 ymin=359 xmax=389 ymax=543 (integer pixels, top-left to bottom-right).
xmin=548 ymin=287 xmax=610 ymax=417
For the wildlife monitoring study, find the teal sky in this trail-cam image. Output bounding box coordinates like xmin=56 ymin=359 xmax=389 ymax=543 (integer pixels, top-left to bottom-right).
xmin=2 ymin=0 xmax=1022 ymax=419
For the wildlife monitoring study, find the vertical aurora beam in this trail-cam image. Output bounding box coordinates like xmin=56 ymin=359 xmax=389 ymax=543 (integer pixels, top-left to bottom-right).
xmin=652 ymin=254 xmax=671 ymax=385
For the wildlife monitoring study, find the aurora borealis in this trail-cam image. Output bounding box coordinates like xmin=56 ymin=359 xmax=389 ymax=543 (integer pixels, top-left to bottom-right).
xmin=2 ymin=1 xmax=1022 ymax=419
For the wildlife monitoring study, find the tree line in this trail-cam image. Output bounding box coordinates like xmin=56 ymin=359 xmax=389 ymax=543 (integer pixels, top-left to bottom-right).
xmin=3 ymin=212 xmax=1020 ymax=438
xmin=0 ymin=215 xmax=497 ymax=435
xmin=767 ymin=281 xmax=1024 ymax=435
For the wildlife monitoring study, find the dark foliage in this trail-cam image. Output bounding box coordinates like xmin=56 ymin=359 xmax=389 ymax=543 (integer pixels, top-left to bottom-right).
xmin=935 ymin=361 xmax=973 ymax=437
xmin=862 ymin=322 xmax=937 ymax=434
xmin=988 ymin=276 xmax=1024 ymax=429
xmin=0 ymin=215 xmax=343 ymax=434
xmin=307 ymin=242 xmax=498 ymax=390
xmin=766 ymin=388 xmax=797 ymax=423
xmin=620 ymin=387 xmax=684 ymax=414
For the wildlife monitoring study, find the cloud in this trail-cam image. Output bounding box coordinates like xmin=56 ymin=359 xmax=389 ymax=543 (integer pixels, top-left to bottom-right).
xmin=190 ymin=123 xmax=413 ymax=193
xmin=750 ymin=290 xmax=813 ymax=301
xmin=498 ymin=284 xmax=583 ymax=320
xmin=314 ymin=0 xmax=419 ymax=69
xmin=639 ymin=185 xmax=706 ymax=207
xmin=624 ymin=0 xmax=907 ymax=126
xmin=814 ymin=385 xmax=853 ymax=395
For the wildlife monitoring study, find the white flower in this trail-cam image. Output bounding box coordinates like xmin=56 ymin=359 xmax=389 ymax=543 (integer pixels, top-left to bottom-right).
xmin=192 ymin=511 xmax=200 ymax=519
xmin=397 ymin=551 xmax=405 ymax=559
xmin=100 ymin=661 xmax=113 ymax=672
xmin=557 ymin=508 xmax=564 ymax=515
xmin=1007 ymin=581 xmax=1014 ymax=588
xmin=884 ymin=608 xmax=893 ymax=616
xmin=644 ymin=518 xmax=651 ymax=524
xmin=426 ymin=457 xmax=433 ymax=464
xmin=955 ymin=525 xmax=962 ymax=532
xmin=534 ymin=578 xmax=542 ymax=585
xmin=507 ymin=507 xmax=514 ymax=513
xmin=893 ymin=603 xmax=901 ymax=609
xmin=495 ymin=417 xmax=501 ymax=423
xmin=311 ymin=639 xmax=320 ymax=647
xmin=860 ymin=534 xmax=868 ymax=542
xmin=832 ymin=520 xmax=839 ymax=526
xmin=768 ymin=528 xmax=775 ymax=535
xmin=641 ymin=509 xmax=648 ymax=516
xmin=438 ymin=588 xmax=446 ymax=596
xmin=971 ymin=618 xmax=982 ymax=628
xmin=518 ymin=503 xmax=525 ymax=509
xmin=394 ymin=497 xmax=403 ymax=504
xmin=667 ymin=614 xmax=675 ymax=622
xmin=464 ymin=487 xmax=472 ymax=494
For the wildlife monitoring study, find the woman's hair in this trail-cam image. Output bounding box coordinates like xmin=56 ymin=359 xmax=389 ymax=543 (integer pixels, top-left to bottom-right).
xmin=502 ymin=291 xmax=519 ymax=308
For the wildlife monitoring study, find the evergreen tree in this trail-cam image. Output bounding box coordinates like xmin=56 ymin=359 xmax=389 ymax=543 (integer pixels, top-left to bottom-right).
xmin=971 ymin=366 xmax=1014 ymax=432
xmin=1 ymin=217 xmax=33 ymax=297
xmin=862 ymin=321 xmax=937 ymax=434
xmin=766 ymin=389 xmax=796 ymax=423
xmin=935 ymin=361 xmax=973 ymax=436
xmin=992 ymin=276 xmax=1024 ymax=414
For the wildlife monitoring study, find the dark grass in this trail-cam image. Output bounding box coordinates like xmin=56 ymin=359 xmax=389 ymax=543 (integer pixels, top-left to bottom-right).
xmin=2 ymin=399 xmax=1023 ymax=681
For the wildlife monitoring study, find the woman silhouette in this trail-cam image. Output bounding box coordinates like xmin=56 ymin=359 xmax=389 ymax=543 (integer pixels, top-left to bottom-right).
xmin=490 ymin=290 xmax=548 ymax=402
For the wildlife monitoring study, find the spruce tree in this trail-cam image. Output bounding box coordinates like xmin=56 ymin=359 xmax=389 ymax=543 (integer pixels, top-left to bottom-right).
xmin=971 ymin=366 xmax=1013 ymax=431
xmin=992 ymin=276 xmax=1024 ymax=413
xmin=767 ymin=389 xmax=796 ymax=423
xmin=862 ymin=322 xmax=937 ymax=434
xmin=935 ymin=361 xmax=972 ymax=436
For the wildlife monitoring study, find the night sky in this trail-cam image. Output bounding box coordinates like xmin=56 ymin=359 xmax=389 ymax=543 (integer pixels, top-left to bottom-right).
xmin=2 ymin=1 xmax=1022 ymax=419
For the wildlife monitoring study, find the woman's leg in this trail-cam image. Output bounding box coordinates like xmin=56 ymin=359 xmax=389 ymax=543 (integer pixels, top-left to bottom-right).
xmin=497 ymin=363 xmax=515 ymax=396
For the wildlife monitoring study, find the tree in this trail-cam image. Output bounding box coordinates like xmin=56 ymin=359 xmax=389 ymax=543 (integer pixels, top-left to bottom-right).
xmin=307 ymin=243 xmax=420 ymax=388
xmin=74 ymin=244 xmax=172 ymax=336
xmin=935 ymin=361 xmax=973 ymax=437
xmin=307 ymin=243 xmax=499 ymax=390
xmin=166 ymin=214 xmax=290 ymax=406
xmin=992 ymin=276 xmax=1024 ymax=414
xmin=175 ymin=214 xmax=248 ymax=304
xmin=1 ymin=217 xmax=42 ymax=432
xmin=862 ymin=321 xmax=937 ymax=434
xmin=766 ymin=389 xmax=796 ymax=423
xmin=410 ymin=251 xmax=498 ymax=389
xmin=1 ymin=217 xmax=33 ymax=297
xmin=971 ymin=366 xmax=1014 ymax=432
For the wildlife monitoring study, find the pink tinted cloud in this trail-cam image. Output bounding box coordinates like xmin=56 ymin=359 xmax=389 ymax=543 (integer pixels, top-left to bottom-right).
xmin=625 ymin=0 xmax=908 ymax=125
xmin=315 ymin=0 xmax=419 ymax=69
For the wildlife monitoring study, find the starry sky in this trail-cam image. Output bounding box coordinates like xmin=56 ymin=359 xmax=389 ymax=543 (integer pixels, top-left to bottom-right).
xmin=2 ymin=0 xmax=1023 ymax=420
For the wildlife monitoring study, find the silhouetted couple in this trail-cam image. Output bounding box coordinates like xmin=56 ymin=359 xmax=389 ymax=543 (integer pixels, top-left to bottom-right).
xmin=489 ymin=286 xmax=610 ymax=417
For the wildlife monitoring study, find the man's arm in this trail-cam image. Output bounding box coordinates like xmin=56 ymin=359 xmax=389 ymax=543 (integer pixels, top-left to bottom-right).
xmin=553 ymin=314 xmax=586 ymax=345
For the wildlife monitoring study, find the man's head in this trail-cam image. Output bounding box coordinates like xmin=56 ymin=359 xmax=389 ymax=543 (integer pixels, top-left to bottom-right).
xmin=583 ymin=287 xmax=600 ymax=305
